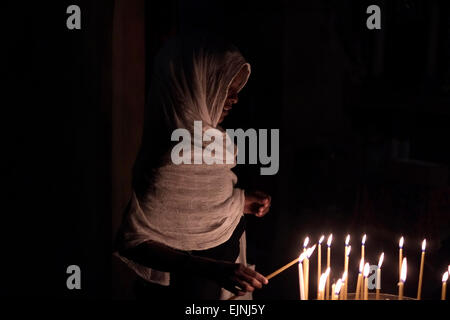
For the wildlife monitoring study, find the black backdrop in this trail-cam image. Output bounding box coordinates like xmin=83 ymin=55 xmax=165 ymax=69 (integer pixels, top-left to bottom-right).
xmin=2 ymin=0 xmax=450 ymax=299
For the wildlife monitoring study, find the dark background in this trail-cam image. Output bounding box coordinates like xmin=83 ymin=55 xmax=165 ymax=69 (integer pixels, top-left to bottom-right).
xmin=2 ymin=0 xmax=449 ymax=299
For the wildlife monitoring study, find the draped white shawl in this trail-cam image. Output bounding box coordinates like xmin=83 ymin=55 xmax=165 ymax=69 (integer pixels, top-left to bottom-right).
xmin=114 ymin=34 xmax=251 ymax=289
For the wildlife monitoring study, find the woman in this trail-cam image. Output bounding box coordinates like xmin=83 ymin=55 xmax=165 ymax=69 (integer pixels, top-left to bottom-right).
xmin=115 ymin=33 xmax=271 ymax=300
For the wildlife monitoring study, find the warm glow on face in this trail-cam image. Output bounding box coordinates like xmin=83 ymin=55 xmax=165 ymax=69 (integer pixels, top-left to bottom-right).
xmin=304 ymin=237 xmax=310 ymax=248
xmin=307 ymin=245 xmax=316 ymax=258
xmin=319 ymin=235 xmax=325 ymax=244
xmin=335 ymin=279 xmax=343 ymax=295
xmin=422 ymin=239 xmax=426 ymax=251
xmin=362 ymin=234 xmax=366 ymax=245
xmin=378 ymin=252 xmax=384 ymax=268
xmin=327 ymin=234 xmax=333 ymax=247
xmin=363 ymin=263 xmax=370 ymax=277
xmin=346 ymin=245 xmax=351 ymax=256
xmin=400 ymin=257 xmax=407 ymax=282
xmin=345 ymin=235 xmax=350 ymax=246
xmin=443 ymin=271 xmax=449 ymax=282
xmin=399 ymin=236 xmax=404 ymax=248
xmin=359 ymin=258 xmax=364 ymax=273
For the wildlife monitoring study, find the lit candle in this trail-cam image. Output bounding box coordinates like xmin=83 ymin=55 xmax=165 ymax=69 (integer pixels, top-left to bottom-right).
xmin=417 ymin=239 xmax=426 ymax=300
xmin=302 ymin=236 xmax=309 ymax=290
xmin=303 ymin=236 xmax=309 ymax=253
xmin=317 ymin=235 xmax=324 ymax=299
xmin=376 ymin=252 xmax=384 ymax=300
xmin=355 ymin=258 xmax=364 ymax=300
xmin=344 ymin=246 xmax=351 ymax=299
xmin=334 ymin=279 xmax=343 ymax=300
xmin=363 ymin=263 xmax=370 ymax=300
xmin=340 ymin=271 xmax=347 ymax=300
xmin=399 ymin=236 xmax=404 ymax=282
xmin=398 ymin=257 xmax=407 ymax=300
xmin=344 ymin=235 xmax=350 ymax=264
xmin=318 ymin=268 xmax=330 ymax=300
xmin=361 ymin=234 xmax=366 ymax=262
xmin=326 ymin=234 xmax=332 ymax=300
xmin=298 ymin=252 xmax=306 ymax=300
xmin=442 ymin=271 xmax=448 ymax=300
xmin=331 ymin=283 xmax=336 ymax=300
xmin=304 ymin=245 xmax=316 ymax=300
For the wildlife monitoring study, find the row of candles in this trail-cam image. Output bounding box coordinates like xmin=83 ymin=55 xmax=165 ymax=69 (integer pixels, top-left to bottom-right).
xmin=265 ymin=235 xmax=449 ymax=300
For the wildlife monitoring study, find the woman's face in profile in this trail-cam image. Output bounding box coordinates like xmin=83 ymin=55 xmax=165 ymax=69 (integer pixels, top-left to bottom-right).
xmin=218 ymin=77 xmax=240 ymax=124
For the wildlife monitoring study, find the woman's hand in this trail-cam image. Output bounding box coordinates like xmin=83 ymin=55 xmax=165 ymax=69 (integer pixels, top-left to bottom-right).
xmin=208 ymin=261 xmax=269 ymax=296
xmin=244 ymin=190 xmax=271 ymax=217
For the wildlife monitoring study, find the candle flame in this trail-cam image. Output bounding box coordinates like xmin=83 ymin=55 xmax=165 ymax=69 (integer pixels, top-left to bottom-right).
xmin=399 ymin=236 xmax=404 ymax=248
xmin=362 ymin=234 xmax=366 ymax=245
xmin=363 ymin=263 xmax=370 ymax=277
xmin=306 ymin=244 xmax=316 ymax=258
xmin=335 ymin=279 xmax=343 ymax=295
xmin=346 ymin=245 xmax=351 ymax=256
xmin=359 ymin=258 xmax=365 ymax=273
xmin=298 ymin=252 xmax=306 ymax=263
xmin=342 ymin=271 xmax=347 ymax=282
xmin=400 ymin=257 xmax=407 ymax=282
xmin=318 ymin=268 xmax=330 ymax=292
xmin=327 ymin=234 xmax=333 ymax=246
xmin=319 ymin=235 xmax=325 ymax=244
xmin=443 ymin=271 xmax=449 ymax=282
xmin=378 ymin=252 xmax=384 ymax=268
xmin=345 ymin=234 xmax=350 ymax=246
xmin=422 ymin=239 xmax=426 ymax=251
xmin=303 ymin=236 xmax=309 ymax=248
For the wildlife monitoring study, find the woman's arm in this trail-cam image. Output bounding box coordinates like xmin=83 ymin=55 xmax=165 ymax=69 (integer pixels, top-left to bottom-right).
xmin=119 ymin=240 xmax=268 ymax=296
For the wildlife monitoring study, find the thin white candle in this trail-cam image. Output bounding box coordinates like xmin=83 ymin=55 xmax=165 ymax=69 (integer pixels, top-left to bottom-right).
xmin=361 ymin=234 xmax=366 ymax=262
xmin=399 ymin=236 xmax=404 ymax=282
xmin=326 ymin=234 xmax=332 ymax=300
xmin=317 ymin=235 xmax=324 ymax=299
xmin=319 ymin=268 xmax=330 ymax=300
xmin=398 ymin=257 xmax=407 ymax=300
xmin=298 ymin=252 xmax=306 ymax=300
xmin=442 ymin=271 xmax=448 ymax=300
xmin=334 ymin=279 xmax=343 ymax=300
xmin=417 ymin=239 xmax=426 ymax=300
xmin=376 ymin=252 xmax=384 ymax=300
xmin=363 ymin=263 xmax=370 ymax=300
xmin=355 ymin=258 xmax=364 ymax=300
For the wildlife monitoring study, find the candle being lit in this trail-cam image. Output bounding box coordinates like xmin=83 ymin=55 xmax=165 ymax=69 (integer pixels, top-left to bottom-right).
xmin=376 ymin=252 xmax=384 ymax=300
xmin=442 ymin=271 xmax=448 ymax=300
xmin=398 ymin=257 xmax=407 ymax=300
xmin=363 ymin=263 xmax=370 ymax=300
xmin=317 ymin=235 xmax=324 ymax=299
xmin=399 ymin=236 xmax=404 ymax=282
xmin=417 ymin=239 xmax=426 ymax=300
xmin=361 ymin=234 xmax=366 ymax=262
xmin=326 ymin=234 xmax=332 ymax=300
xmin=318 ymin=268 xmax=330 ymax=300
xmin=298 ymin=252 xmax=306 ymax=300
xmin=355 ymin=258 xmax=364 ymax=300
xmin=304 ymin=245 xmax=316 ymax=300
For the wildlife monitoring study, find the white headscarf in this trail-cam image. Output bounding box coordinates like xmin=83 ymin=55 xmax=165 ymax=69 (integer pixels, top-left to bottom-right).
xmin=115 ymin=33 xmax=251 ymax=285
